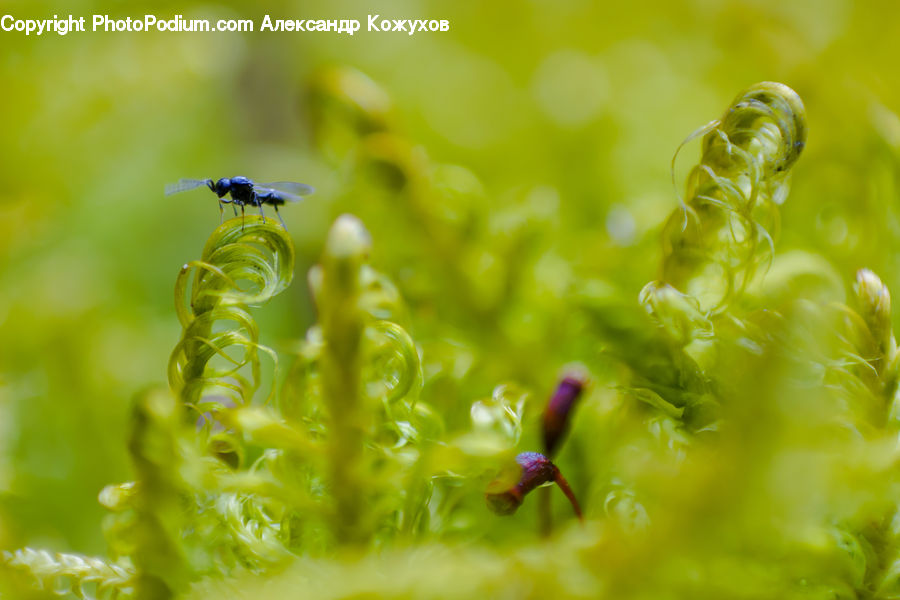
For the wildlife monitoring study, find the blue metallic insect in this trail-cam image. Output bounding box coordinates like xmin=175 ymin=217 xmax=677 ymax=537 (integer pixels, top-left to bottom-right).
xmin=165 ymin=176 xmax=314 ymax=229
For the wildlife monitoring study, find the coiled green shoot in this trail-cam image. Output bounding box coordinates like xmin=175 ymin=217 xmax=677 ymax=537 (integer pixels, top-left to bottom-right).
xmin=168 ymin=216 xmax=293 ymax=428
xmin=638 ymin=82 xmax=808 ymax=425
xmin=661 ymin=81 xmax=807 ymax=312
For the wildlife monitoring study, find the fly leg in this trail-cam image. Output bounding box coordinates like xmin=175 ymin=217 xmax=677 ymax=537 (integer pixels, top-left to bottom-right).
xmin=274 ymin=204 xmax=287 ymax=230
xmin=256 ymin=197 xmax=266 ymax=224
xmin=220 ymin=198 xmax=237 ymax=223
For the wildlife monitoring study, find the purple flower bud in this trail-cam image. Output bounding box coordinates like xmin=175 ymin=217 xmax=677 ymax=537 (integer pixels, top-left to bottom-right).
xmin=486 ymin=452 xmax=583 ymax=520
xmin=542 ymin=373 xmax=587 ymax=457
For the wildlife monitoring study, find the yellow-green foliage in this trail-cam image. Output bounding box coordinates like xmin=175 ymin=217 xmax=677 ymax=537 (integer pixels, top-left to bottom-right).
xmin=4 ymin=3 xmax=900 ymax=599
xmin=0 ymin=78 xmax=888 ymax=600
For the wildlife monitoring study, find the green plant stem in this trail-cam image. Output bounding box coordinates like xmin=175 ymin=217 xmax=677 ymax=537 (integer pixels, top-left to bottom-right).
xmin=317 ymin=214 xmax=373 ymax=546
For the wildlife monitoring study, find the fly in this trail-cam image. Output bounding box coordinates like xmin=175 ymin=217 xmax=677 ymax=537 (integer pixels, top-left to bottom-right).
xmin=165 ymin=176 xmax=314 ymax=230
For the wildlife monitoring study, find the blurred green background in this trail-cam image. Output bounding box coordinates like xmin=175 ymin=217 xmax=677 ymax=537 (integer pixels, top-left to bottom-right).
xmin=1 ymin=0 xmax=900 ymax=565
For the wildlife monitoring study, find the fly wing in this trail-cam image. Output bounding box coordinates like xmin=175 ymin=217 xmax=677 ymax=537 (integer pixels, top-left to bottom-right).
xmin=165 ymin=178 xmax=211 ymax=196
xmin=253 ymin=186 xmax=303 ymax=203
xmin=258 ymin=181 xmax=315 ymax=196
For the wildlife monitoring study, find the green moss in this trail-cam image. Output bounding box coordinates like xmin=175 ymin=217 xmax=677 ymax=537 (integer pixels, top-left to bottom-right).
xmin=7 ymin=75 xmax=900 ymax=600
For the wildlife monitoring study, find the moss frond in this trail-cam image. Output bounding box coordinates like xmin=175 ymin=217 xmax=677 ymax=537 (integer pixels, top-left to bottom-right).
xmin=661 ymin=82 xmax=808 ymax=313
xmin=2 ymin=548 xmax=134 ymax=599
xmin=168 ymin=216 xmax=294 ymax=422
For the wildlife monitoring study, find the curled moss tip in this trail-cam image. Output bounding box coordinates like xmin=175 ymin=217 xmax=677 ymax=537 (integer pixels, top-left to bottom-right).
xmin=169 ymin=215 xmax=295 ymax=414
xmin=662 ymin=81 xmax=808 ymax=311
xmin=728 ymin=81 xmax=807 ymax=173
